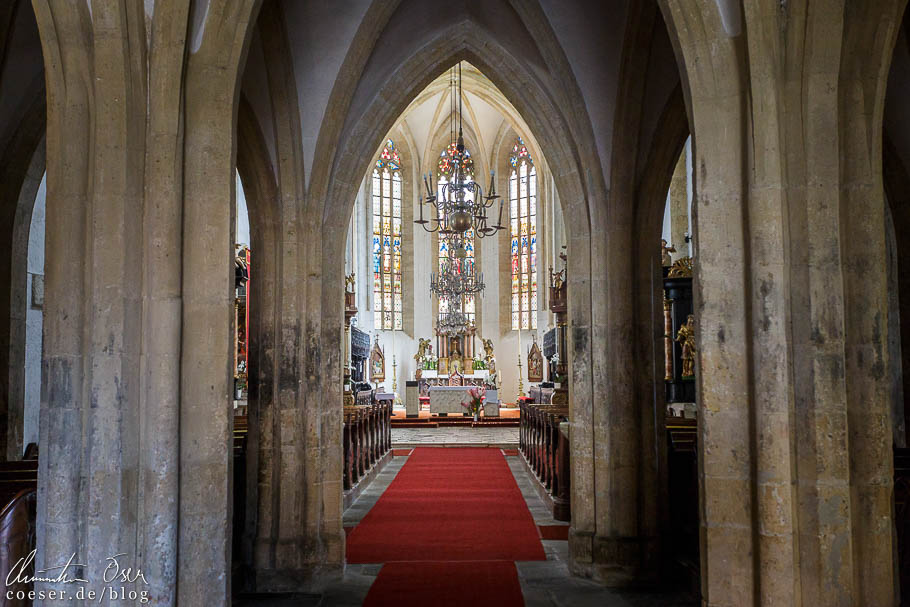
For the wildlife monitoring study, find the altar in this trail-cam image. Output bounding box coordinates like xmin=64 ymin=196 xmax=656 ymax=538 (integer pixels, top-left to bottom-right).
xmin=418 ymin=370 xmax=488 ymax=396
xmin=429 ymin=386 xmax=478 ymax=415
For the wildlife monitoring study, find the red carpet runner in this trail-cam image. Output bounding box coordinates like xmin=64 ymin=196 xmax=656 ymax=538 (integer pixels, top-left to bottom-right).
xmin=347 ymin=447 xmax=545 ymax=605
xmin=363 ymin=561 xmax=524 ymax=607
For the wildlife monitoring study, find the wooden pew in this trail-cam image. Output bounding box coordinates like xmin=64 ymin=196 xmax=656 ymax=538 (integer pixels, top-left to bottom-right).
xmin=519 ymin=402 xmax=570 ymax=521
xmin=342 ymin=397 xmax=392 ymax=499
xmin=0 ymin=458 xmax=38 ymax=606
xmin=232 ymin=414 xmax=248 ymax=589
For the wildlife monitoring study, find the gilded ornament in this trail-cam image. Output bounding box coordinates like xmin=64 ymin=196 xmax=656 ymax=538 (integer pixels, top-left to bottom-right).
xmin=667 ymin=256 xmax=694 ymax=278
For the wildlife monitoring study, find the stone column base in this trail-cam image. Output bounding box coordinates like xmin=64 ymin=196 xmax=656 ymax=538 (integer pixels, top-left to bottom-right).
xmin=568 ymin=529 xmax=659 ymax=586
xmin=252 ymin=563 xmax=344 ymax=594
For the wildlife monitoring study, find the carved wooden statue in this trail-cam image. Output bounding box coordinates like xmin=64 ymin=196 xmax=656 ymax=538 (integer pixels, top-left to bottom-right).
xmin=481 ymin=338 xmax=495 ymax=363
xmin=676 ymin=314 xmax=696 ymax=378
xmin=414 ymin=337 xmax=432 ymax=365
xmin=344 ymin=272 xmax=356 ymax=294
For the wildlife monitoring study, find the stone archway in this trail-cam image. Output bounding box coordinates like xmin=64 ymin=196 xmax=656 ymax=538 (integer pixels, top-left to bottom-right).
xmin=306 ymin=19 xmax=608 ymax=584
xmin=658 ymin=1 xmax=907 ymax=603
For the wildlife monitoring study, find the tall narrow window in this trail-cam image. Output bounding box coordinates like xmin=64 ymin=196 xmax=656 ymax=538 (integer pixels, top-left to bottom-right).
xmin=437 ymin=142 xmax=476 ymax=325
xmin=510 ymin=137 xmax=537 ymax=330
xmin=372 ymin=140 xmax=403 ymax=330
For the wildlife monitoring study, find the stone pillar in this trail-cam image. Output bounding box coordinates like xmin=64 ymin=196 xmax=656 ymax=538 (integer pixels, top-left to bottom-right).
xmin=658 ymin=1 xmax=906 ymax=604
xmin=178 ymin=2 xmax=260 ymax=604
xmin=32 ymin=1 xmax=147 ymax=601
xmin=245 ymin=0 xmax=344 ymax=590
xmin=31 ymin=3 xmax=261 ymax=605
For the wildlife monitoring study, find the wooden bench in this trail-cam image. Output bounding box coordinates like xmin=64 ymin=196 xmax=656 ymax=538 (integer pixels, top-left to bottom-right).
xmin=519 ymin=402 xmax=570 ymax=521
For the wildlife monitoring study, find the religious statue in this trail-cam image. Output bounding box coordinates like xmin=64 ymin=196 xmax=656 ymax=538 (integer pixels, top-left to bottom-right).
xmin=487 ymin=357 xmax=501 ymax=390
xmin=481 ymin=338 xmax=495 ymax=363
xmin=550 ymin=266 xmax=565 ymax=291
xmin=661 ymin=239 xmax=676 ymax=267
xmin=344 ymin=272 xmax=356 ymax=294
xmin=676 ymin=314 xmax=696 ymax=378
xmin=450 ymin=340 xmax=463 ymax=374
xmin=234 ymin=247 xmax=249 ymax=289
xmin=414 ymin=338 xmax=432 ymax=366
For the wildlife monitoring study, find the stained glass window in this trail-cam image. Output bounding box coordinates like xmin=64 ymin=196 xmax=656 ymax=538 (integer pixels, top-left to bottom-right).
xmin=373 ymin=140 xmax=403 ymax=330
xmin=510 ymin=137 xmax=537 ymax=330
xmin=437 ymin=143 xmax=475 ymax=325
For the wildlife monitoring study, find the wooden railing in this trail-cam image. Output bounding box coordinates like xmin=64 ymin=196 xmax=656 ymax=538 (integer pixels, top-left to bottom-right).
xmin=519 ymin=402 xmax=570 ymax=521
xmin=343 ymin=399 xmax=392 ymax=491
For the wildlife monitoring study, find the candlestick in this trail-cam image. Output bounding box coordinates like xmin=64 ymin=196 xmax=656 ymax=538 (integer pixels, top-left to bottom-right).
xmin=517 ymin=327 xmax=523 ymax=401
xmin=392 ymin=354 xmax=397 ymax=393
xmin=416 ymin=196 xmax=426 ymax=224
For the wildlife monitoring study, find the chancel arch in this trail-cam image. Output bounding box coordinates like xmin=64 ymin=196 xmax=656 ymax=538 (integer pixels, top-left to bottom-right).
xmin=310 ymin=15 xmax=607 ymax=584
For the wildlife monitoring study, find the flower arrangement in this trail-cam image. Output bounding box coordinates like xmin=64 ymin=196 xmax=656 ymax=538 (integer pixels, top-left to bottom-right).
xmin=461 ymin=386 xmax=486 ymax=417
xmin=472 ymin=356 xmax=487 ymax=370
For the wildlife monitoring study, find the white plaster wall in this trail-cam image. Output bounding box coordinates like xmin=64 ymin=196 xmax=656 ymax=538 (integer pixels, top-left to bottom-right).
xmin=236 ymin=171 xmax=250 ymax=247
xmin=24 ymin=173 xmax=46 ymax=450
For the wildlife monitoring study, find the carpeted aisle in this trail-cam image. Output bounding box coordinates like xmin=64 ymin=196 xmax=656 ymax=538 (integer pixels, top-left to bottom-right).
xmin=347 ymin=447 xmax=545 ymax=605
xmin=363 ymin=561 xmax=524 ymax=606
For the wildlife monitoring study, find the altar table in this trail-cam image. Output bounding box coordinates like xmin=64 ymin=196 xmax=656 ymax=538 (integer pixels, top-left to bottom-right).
xmin=428 ymin=386 xmax=476 ymax=415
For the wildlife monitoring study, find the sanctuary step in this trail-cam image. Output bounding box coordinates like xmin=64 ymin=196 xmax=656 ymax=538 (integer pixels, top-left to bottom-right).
xmin=391 ymin=416 xmax=519 ymax=428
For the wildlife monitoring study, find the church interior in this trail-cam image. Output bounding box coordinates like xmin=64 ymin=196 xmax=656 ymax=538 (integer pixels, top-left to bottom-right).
xmin=2 ymin=0 xmax=910 ymax=605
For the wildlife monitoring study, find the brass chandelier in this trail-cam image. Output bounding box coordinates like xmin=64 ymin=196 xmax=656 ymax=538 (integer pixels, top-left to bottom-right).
xmin=436 ymin=308 xmax=473 ymax=336
xmin=415 ymin=63 xmax=504 ymax=238
xmin=430 ymin=266 xmax=485 ymax=298
xmin=429 ymin=232 xmax=485 ymax=297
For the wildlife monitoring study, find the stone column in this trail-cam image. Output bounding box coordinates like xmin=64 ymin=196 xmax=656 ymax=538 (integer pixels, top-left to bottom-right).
xmin=32 ymin=1 xmax=147 ymax=601
xmin=178 ymin=2 xmax=260 ymax=604
xmin=658 ymin=1 xmax=906 ymax=604
xmin=32 ymin=2 xmax=261 ymax=604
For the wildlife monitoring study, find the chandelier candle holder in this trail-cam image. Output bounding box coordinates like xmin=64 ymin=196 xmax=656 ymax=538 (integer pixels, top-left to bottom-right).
xmin=436 ymin=309 xmax=473 ymax=336
xmin=430 ymin=265 xmax=484 ymax=298
xmin=414 ymin=63 xmax=504 ymax=238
